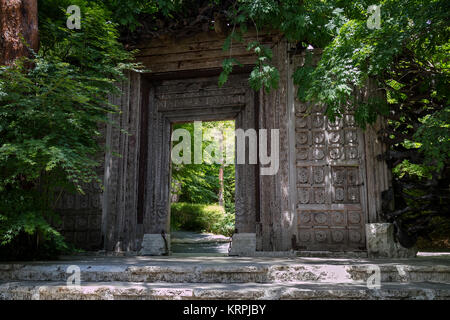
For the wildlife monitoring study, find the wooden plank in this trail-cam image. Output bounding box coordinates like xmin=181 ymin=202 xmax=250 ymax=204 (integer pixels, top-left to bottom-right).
xmin=244 ymin=87 xmax=257 ymax=233
xmin=138 ymin=55 xmax=256 ymax=73
xmin=138 ymin=46 xmax=252 ymax=62
xmin=276 ymin=39 xmax=291 ymax=251
xmin=116 ymin=72 xmax=129 ymax=251
xmin=133 ymin=29 xmax=275 ymax=52
xmin=258 ymin=39 xmax=290 ymax=251
xmin=102 ymin=72 xmax=143 ymax=251
xmin=126 ymin=72 xmax=141 ymax=250
xmin=259 ymin=84 xmax=275 ymax=250
xmin=364 ymin=115 xmax=391 ymax=223
xmin=137 ymin=81 xmax=149 ymax=226
xmin=287 ymin=44 xmax=300 ymax=252
xmin=144 ymin=87 xmax=156 ymax=234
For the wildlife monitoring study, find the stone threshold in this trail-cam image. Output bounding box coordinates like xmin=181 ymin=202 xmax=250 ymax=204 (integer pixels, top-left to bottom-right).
xmin=1 ymin=256 xmax=450 ymax=284
xmin=296 ymin=251 xmax=368 ymax=258
xmin=1 ymin=281 xmax=450 ymax=300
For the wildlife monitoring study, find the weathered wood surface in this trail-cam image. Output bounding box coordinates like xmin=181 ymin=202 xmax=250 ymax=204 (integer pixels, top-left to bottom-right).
xmin=286 ymin=51 xmax=391 ymax=251
xmin=103 ymin=71 xmax=142 ymax=251
xmin=256 ymin=39 xmax=292 ymax=251
xmin=364 ymin=117 xmax=392 ymax=223
xmin=288 ymin=51 xmax=368 ymax=251
xmin=133 ymin=30 xmax=279 ymax=73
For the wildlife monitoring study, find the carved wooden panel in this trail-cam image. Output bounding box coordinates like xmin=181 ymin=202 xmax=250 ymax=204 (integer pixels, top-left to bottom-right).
xmin=142 ymin=73 xmax=257 ymax=235
xmin=55 ymin=182 xmax=103 ymax=250
xmin=294 ymin=99 xmax=367 ymax=251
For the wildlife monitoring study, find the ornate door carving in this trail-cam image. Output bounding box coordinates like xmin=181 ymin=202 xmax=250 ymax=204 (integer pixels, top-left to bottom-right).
xmin=294 ymin=100 xmax=367 ymax=251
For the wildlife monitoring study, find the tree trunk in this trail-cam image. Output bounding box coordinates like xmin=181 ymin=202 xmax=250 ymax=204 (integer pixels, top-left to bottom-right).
xmin=218 ymin=164 xmax=224 ymax=207
xmin=0 ymin=0 xmax=39 ymax=66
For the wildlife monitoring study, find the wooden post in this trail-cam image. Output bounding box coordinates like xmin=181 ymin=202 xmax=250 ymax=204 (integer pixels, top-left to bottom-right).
xmin=218 ymin=164 xmax=224 ymax=207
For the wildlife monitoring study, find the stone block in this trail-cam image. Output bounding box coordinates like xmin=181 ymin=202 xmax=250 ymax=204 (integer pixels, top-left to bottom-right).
xmin=366 ymin=223 xmax=417 ymax=259
xmin=140 ymin=234 xmax=170 ymax=256
xmin=229 ymin=233 xmax=256 ymax=256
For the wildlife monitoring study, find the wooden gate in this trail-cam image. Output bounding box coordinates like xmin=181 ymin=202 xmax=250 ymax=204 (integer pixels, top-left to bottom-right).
xmin=139 ymin=72 xmax=258 ymax=237
xmin=290 ymin=57 xmax=368 ymax=251
xmin=293 ymin=100 xmax=367 ymax=251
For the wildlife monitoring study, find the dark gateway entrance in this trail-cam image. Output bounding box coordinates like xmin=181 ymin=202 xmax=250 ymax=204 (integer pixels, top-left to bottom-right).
xmin=137 ymin=71 xmax=259 ymax=253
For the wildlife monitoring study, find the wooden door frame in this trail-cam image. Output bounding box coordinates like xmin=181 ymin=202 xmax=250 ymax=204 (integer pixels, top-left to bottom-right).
xmin=137 ymin=71 xmax=260 ymax=246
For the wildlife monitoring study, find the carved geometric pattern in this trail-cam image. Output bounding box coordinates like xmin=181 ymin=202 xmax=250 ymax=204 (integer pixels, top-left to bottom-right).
xmin=331 ymin=166 xmax=360 ymax=203
xmin=345 ymin=130 xmax=358 ymax=144
xmin=295 ymin=98 xmax=366 ymax=251
xmin=296 ymin=116 xmax=308 ymax=128
xmin=297 ymin=167 xmax=309 ymax=184
xmin=57 ymin=185 xmax=103 ymax=250
xmin=298 ymin=188 xmax=310 ymax=204
xmin=297 ymin=147 xmax=309 ymax=160
xmin=313 ymin=166 xmax=325 ymax=184
xmin=313 ymin=131 xmax=325 ymax=144
xmin=344 ymin=114 xmax=356 ymax=127
xmin=296 ymin=130 xmax=309 ymax=145
xmin=328 ymin=131 xmax=343 ymax=144
xmin=331 ymin=229 xmax=345 ymax=243
xmin=348 ymin=211 xmax=363 ymax=225
xmin=329 ymin=147 xmax=343 ymax=160
xmin=313 ymin=188 xmax=326 ymax=204
xmin=314 ymin=229 xmax=328 ymax=242
xmin=330 ymin=211 xmax=345 ymax=226
xmin=297 ymin=210 xmax=365 ymax=248
xmin=314 ymin=212 xmax=328 ymax=225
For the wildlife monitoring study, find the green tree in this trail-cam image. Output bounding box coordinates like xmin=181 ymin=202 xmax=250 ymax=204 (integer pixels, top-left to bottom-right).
xmin=0 ymin=0 xmax=140 ymax=258
xmin=171 ymin=120 xmax=235 ymax=211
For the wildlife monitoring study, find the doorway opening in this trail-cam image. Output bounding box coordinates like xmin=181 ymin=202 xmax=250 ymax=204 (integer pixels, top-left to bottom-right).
xmin=169 ymin=120 xmax=236 ymax=256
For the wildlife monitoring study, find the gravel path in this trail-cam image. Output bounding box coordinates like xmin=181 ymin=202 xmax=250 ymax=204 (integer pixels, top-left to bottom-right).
xmin=171 ymin=231 xmax=231 ymax=255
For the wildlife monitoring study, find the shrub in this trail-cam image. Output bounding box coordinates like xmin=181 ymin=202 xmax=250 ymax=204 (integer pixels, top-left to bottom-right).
xmin=170 ymin=202 xmax=235 ymax=237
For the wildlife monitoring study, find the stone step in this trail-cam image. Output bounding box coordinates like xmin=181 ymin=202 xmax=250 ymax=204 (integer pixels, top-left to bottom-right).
xmin=1 ymin=256 xmax=449 ymax=284
xmin=1 ymin=280 xmax=449 ymax=300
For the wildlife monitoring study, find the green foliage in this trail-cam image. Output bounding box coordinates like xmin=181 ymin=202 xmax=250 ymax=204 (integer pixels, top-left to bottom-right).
xmin=218 ymin=58 xmax=242 ymax=87
xmin=170 ymin=203 xmax=234 ymax=237
xmin=222 ymin=0 xmax=449 ymax=173
xmin=102 ymin=0 xmax=159 ymax=31
xmin=0 ymin=0 xmax=140 ymax=257
xmin=393 ymin=160 xmax=433 ymax=180
xmin=171 ymin=122 xmax=219 ymax=204
xmin=220 ymin=38 xmax=280 ymax=93
xmin=171 ymin=121 xmax=235 ymax=208
xmin=173 ymin=163 xmax=220 ymax=204
xmin=247 ymin=42 xmax=279 ymax=93
xmin=415 ymin=107 xmax=450 ymax=171
xmin=223 ymin=164 xmax=235 ymax=216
